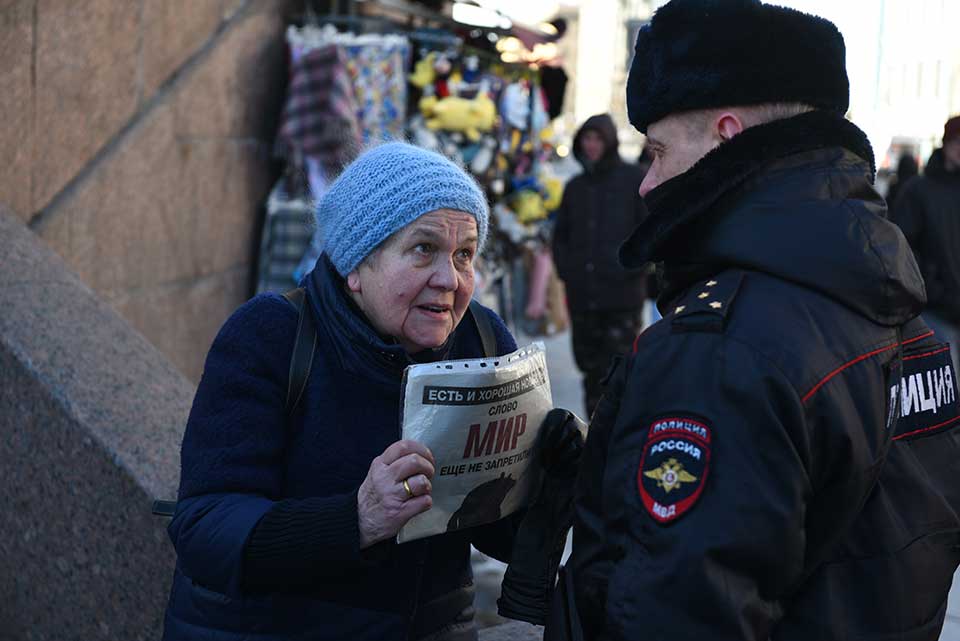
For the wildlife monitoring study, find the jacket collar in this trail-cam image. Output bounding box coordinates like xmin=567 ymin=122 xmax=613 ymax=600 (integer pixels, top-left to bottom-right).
xmin=620 ymin=110 xmax=876 ymax=267
xmin=619 ymin=110 xmax=925 ymax=326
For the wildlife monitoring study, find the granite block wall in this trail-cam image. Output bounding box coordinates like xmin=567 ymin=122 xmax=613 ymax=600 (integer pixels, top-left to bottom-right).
xmin=0 ymin=209 xmax=192 ymax=639
xmin=0 ymin=0 xmax=297 ymax=381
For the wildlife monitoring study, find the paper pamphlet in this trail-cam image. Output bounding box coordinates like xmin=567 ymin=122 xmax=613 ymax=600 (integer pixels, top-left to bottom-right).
xmin=397 ymin=342 xmax=552 ymax=543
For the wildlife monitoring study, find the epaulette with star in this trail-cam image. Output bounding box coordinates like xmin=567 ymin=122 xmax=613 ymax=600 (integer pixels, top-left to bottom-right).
xmin=669 ymin=271 xmax=745 ymax=334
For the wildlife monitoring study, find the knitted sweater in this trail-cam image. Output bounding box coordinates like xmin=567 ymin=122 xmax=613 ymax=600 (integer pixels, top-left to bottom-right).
xmin=162 ymin=256 xmax=518 ymax=641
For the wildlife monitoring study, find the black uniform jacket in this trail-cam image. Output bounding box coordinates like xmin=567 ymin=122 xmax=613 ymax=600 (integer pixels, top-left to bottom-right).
xmin=570 ymin=111 xmax=960 ymax=641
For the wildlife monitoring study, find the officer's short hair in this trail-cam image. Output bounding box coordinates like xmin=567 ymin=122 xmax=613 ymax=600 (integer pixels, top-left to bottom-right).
xmin=682 ymin=103 xmax=815 ymax=138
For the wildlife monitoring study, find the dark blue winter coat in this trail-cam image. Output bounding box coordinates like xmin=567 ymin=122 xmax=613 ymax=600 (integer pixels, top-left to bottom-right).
xmin=162 ymin=256 xmax=518 ymax=641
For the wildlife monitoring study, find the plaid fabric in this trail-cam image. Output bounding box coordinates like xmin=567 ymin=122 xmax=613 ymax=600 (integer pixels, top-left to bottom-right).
xmin=256 ymin=179 xmax=316 ymax=294
xmin=279 ymin=44 xmax=361 ymax=176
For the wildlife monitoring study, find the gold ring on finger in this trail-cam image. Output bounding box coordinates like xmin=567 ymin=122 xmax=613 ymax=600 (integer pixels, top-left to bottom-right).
xmin=403 ymin=478 xmax=414 ymax=499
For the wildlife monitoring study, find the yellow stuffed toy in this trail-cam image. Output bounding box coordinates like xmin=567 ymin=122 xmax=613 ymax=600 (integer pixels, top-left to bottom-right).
xmin=511 ymin=190 xmax=548 ymax=224
xmin=419 ymin=94 xmax=497 ymax=142
xmin=541 ymin=175 xmax=564 ymax=212
xmin=408 ymin=52 xmax=437 ymax=89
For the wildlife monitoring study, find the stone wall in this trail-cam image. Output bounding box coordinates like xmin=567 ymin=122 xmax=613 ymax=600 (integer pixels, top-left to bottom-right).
xmin=0 ymin=209 xmax=193 ymax=639
xmin=0 ymin=0 xmax=298 ymax=381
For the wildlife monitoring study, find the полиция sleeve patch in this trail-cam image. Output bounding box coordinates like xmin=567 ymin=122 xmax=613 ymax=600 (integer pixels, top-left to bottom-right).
xmin=889 ymin=342 xmax=959 ymax=441
xmin=637 ymin=417 xmax=711 ymax=524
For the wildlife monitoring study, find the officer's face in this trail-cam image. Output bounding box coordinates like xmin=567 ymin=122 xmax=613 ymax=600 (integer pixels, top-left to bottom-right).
xmin=639 ymin=112 xmax=724 ymax=197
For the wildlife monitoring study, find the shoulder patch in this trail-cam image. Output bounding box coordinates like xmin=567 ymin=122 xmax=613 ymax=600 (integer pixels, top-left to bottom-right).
xmin=670 ymin=272 xmax=744 ymax=333
xmin=637 ymin=416 xmax=711 ymax=524
xmin=889 ymin=343 xmax=959 ymax=441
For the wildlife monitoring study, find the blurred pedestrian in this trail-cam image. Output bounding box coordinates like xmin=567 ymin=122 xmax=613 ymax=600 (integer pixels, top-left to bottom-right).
xmin=891 ymin=115 xmax=960 ymax=369
xmin=551 ymin=114 xmax=647 ymax=417
xmin=560 ymin=2 xmax=960 ymax=640
xmin=162 ymin=142 xmax=574 ymax=641
xmin=885 ymin=152 xmax=918 ymax=208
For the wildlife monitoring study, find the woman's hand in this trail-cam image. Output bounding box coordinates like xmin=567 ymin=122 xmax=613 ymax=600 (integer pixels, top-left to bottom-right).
xmin=358 ymin=440 xmax=435 ymax=548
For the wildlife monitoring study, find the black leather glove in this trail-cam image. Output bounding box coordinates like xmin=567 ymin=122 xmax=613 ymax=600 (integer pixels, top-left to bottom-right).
xmin=497 ymin=408 xmax=586 ymax=625
xmin=539 ymin=408 xmax=586 ymax=479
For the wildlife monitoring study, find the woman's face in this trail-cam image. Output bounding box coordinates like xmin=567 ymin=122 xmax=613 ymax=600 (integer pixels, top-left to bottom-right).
xmin=346 ymin=209 xmax=479 ymax=354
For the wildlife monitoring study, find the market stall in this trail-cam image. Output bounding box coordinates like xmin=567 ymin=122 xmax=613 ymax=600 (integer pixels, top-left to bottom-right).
xmin=256 ymin=0 xmax=572 ymax=335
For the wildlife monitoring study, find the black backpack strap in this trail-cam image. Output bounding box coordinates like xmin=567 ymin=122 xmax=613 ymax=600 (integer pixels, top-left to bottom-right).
xmin=282 ymin=287 xmax=318 ymax=416
xmin=469 ymin=299 xmax=497 ymax=358
xmin=152 ymin=288 xmax=318 ymax=518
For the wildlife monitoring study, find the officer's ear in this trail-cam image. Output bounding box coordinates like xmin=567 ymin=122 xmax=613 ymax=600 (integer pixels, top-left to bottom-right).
xmin=715 ymin=112 xmax=744 ymax=142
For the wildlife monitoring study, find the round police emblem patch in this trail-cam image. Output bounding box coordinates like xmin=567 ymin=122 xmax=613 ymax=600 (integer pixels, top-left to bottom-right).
xmin=637 ymin=417 xmax=711 ymax=524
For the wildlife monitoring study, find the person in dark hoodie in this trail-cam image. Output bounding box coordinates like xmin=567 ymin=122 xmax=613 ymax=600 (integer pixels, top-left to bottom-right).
xmin=562 ymin=2 xmax=960 ymax=641
xmin=884 ymin=151 xmax=919 ymax=209
xmin=551 ymin=114 xmax=647 ymax=417
xmin=891 ymin=115 xmax=960 ymax=370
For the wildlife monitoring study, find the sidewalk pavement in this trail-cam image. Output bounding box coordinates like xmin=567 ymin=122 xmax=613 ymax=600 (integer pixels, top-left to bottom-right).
xmin=472 ymin=328 xmax=960 ymax=638
xmin=945 ymin=579 xmax=960 ymax=640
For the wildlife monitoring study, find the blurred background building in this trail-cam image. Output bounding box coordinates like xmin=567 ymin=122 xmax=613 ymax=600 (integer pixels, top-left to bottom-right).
xmin=775 ymin=0 xmax=960 ymax=181
xmin=552 ymin=0 xmax=960 ymax=172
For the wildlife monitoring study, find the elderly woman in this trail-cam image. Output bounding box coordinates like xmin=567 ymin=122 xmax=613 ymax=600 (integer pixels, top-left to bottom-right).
xmin=162 ymin=143 xmax=531 ymax=641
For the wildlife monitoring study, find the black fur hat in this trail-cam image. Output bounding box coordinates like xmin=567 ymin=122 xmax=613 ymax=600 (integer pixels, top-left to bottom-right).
xmin=627 ymin=0 xmax=849 ymax=133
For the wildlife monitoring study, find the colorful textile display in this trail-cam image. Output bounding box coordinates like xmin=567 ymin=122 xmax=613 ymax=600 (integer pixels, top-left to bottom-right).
xmin=256 ymin=180 xmax=315 ymax=294
xmin=287 ymin=26 xmax=410 ymax=144
xmin=341 ymin=40 xmax=410 ymax=142
xmin=279 ymin=43 xmax=361 ymax=177
xmin=267 ymin=21 xmax=572 ymax=334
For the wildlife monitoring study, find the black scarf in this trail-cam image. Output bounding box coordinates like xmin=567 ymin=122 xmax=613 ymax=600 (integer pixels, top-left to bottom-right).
xmin=619 ymin=110 xmax=876 ymax=270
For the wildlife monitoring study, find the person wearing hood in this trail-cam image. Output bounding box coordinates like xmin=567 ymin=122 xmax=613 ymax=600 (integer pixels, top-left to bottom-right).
xmin=551 ymin=113 xmax=648 ymax=418
xmin=891 ymin=115 xmax=960 ymax=370
xmin=561 ymin=2 xmax=960 ymax=640
xmin=884 ymin=152 xmax=919 ymax=209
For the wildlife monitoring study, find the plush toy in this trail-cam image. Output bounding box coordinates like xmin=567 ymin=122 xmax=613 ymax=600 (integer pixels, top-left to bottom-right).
xmin=462 ymin=55 xmax=482 ymax=83
xmin=407 ymin=115 xmax=441 ymax=152
xmin=500 ymin=82 xmax=549 ymax=131
xmin=447 ymin=70 xmax=464 ymax=91
xmin=511 ymin=175 xmax=540 ymax=193
xmin=433 ymin=53 xmax=453 ymax=76
xmin=433 ymin=54 xmax=454 ymax=97
xmin=419 ymin=94 xmax=497 ymax=142
xmin=507 ymin=173 xmax=561 ymax=220
xmin=409 ymin=52 xmax=437 ymax=89
xmin=541 ymin=175 xmax=564 ymax=211
xmin=469 ymin=137 xmax=498 ymax=175
xmin=511 ymin=189 xmax=548 ymax=224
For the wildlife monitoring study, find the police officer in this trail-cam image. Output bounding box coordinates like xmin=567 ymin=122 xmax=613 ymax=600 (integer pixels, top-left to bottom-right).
xmin=567 ymin=1 xmax=960 ymax=640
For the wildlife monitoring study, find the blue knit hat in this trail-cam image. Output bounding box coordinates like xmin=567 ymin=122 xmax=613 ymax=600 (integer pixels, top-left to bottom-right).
xmin=317 ymin=142 xmax=489 ymax=275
